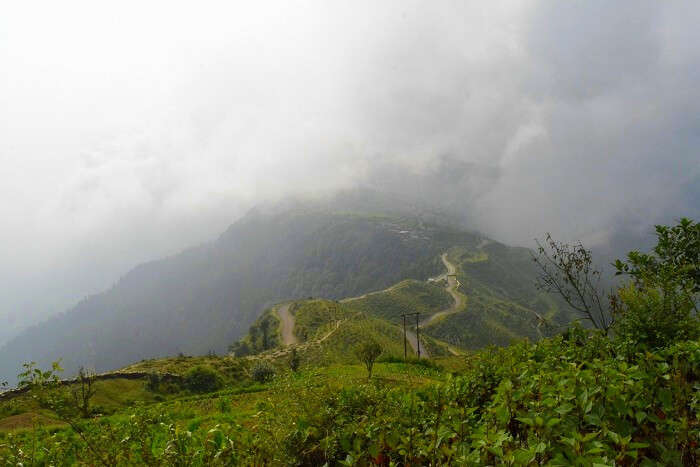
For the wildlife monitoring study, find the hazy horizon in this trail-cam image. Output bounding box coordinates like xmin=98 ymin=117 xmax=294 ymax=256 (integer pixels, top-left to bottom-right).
xmin=2 ymin=1 xmax=699 ymax=345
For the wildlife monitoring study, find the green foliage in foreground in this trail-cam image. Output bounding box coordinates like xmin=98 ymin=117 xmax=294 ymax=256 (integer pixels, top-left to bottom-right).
xmin=2 ymin=333 xmax=698 ymax=465
xmin=1 ymin=218 xmax=697 ymax=465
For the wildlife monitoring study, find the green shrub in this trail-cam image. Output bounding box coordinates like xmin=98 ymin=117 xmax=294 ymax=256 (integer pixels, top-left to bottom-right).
xmin=2 ymin=335 xmax=698 ymax=465
xmin=612 ymin=217 xmax=700 ymax=354
xmin=378 ymin=355 xmax=440 ymax=369
xmin=251 ymin=361 xmax=275 ymax=383
xmin=613 ymin=283 xmax=700 ymax=354
xmin=183 ymin=365 xmax=223 ymax=393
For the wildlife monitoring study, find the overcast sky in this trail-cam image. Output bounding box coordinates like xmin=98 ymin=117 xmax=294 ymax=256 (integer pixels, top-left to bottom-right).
xmin=1 ymin=1 xmax=698 ymax=342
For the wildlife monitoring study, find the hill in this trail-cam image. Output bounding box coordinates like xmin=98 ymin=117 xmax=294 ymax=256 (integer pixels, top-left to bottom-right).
xmin=1 ymin=217 xmax=696 ymax=465
xmin=231 ymin=298 xmax=454 ymax=364
xmin=229 ymin=239 xmax=572 ymax=364
xmin=0 ymin=191 xmax=479 ymax=384
xmin=0 ymin=188 xmax=571 ymax=385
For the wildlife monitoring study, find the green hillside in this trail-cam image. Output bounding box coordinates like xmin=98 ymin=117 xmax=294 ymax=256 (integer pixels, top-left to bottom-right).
xmin=1 ymin=188 xmax=572 ymax=386
xmin=0 ymin=200 xmax=468 ymax=384
xmin=228 ymin=238 xmax=572 ymax=361
xmin=1 ymin=218 xmax=698 ymax=465
xmin=419 ymin=242 xmax=571 ymax=348
xmin=342 ymin=280 xmax=453 ymax=324
xmin=232 ymin=298 xmax=453 ymax=364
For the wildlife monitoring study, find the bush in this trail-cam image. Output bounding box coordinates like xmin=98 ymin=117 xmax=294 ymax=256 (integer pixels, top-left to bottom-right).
xmin=251 ymin=361 xmax=275 ymax=383
xmin=613 ymin=283 xmax=700 ymax=354
xmin=183 ymin=365 xmax=223 ymax=393
xmin=611 ymin=217 xmax=700 ymax=353
xmin=378 ymin=355 xmax=440 ymax=369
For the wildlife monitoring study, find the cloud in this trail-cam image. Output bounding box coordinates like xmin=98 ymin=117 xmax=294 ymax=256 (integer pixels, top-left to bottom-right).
xmin=0 ymin=1 xmax=698 ymax=341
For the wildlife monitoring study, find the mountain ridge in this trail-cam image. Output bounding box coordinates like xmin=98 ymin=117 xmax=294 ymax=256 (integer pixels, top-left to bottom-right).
xmin=0 ymin=199 xmax=457 ymax=384
xmin=0 ymin=192 xmax=568 ymax=385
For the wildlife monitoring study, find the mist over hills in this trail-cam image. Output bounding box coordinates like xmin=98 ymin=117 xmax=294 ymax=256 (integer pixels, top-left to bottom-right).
xmin=0 ymin=193 xmax=462 ymax=383
xmin=0 ymin=190 xmax=570 ymax=385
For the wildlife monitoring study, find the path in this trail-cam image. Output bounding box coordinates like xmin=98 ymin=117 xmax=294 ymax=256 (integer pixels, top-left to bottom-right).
xmin=268 ymin=252 xmax=464 ymax=360
xmin=420 ymin=253 xmax=465 ymax=327
xmin=339 ymin=281 xmax=405 ymax=303
xmin=258 ymin=319 xmax=344 ymax=360
xmin=276 ymin=303 xmax=298 ymax=346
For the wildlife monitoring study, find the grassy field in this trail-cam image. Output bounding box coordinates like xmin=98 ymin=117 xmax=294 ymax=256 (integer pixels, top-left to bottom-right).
xmin=0 ymin=358 xmax=449 ymax=434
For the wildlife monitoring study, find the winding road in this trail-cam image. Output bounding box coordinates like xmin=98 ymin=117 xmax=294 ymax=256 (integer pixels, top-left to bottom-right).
xmin=420 ymin=253 xmax=465 ymax=327
xmin=270 ymin=252 xmax=463 ymax=359
xmin=401 ymin=253 xmax=465 ymax=358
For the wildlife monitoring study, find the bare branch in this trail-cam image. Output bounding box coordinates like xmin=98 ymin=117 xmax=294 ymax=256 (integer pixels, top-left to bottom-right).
xmin=532 ymin=233 xmax=612 ymax=331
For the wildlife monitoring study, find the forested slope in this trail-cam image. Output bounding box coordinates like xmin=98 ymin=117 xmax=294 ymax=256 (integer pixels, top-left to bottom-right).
xmin=0 ymin=206 xmax=455 ymax=383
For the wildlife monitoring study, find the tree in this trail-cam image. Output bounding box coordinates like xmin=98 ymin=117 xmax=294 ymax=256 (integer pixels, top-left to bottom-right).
xmin=614 ymin=217 xmax=699 ymax=310
xmin=288 ymin=348 xmax=300 ymax=372
xmin=70 ymin=367 xmax=97 ymax=418
xmin=532 ymin=233 xmax=612 ymax=330
xmin=229 ymin=340 xmax=251 ymax=357
xmin=184 ymin=365 xmax=223 ymax=393
xmin=354 ymin=339 xmax=382 ymax=379
xmin=260 ymin=318 xmax=271 ymax=350
xmin=612 ymin=218 xmax=699 ymax=351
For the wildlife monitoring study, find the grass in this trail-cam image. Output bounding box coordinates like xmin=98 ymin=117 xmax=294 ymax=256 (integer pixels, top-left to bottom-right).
xmin=2 ymin=336 xmax=697 ymax=465
xmin=343 ymin=279 xmax=453 ymax=324
xmin=122 ymin=355 xmax=250 ymax=380
xmin=0 ymin=358 xmax=453 ymax=435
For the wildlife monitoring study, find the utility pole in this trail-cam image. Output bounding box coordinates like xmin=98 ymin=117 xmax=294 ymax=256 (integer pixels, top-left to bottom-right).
xmin=415 ymin=313 xmax=420 ymax=358
xmin=400 ymin=312 xmax=422 ymax=360
xmin=402 ymin=314 xmax=407 ymax=360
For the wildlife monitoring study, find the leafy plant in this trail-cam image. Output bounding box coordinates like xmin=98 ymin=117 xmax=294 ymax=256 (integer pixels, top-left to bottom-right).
xmin=612 ymin=283 xmax=699 ymax=353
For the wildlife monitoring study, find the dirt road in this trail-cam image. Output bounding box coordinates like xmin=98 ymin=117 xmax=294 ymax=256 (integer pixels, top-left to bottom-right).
xmin=420 ymin=253 xmax=464 ymax=327
xmin=273 ymin=252 xmax=461 ymax=358
xmin=276 ymin=303 xmax=298 ymax=346
xmin=339 ymin=281 xmax=405 ymax=303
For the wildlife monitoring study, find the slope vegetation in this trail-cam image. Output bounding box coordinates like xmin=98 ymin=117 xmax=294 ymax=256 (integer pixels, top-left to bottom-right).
xmin=0 ymin=207 xmax=454 ymax=383
xmin=239 ymin=298 xmax=452 ymax=365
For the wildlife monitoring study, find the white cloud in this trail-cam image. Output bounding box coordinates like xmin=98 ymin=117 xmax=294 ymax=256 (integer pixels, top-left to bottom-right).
xmin=0 ymin=0 xmax=698 ymax=340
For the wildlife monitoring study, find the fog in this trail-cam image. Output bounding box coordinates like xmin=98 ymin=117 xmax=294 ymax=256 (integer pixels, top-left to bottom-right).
xmin=1 ymin=1 xmax=698 ymax=344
